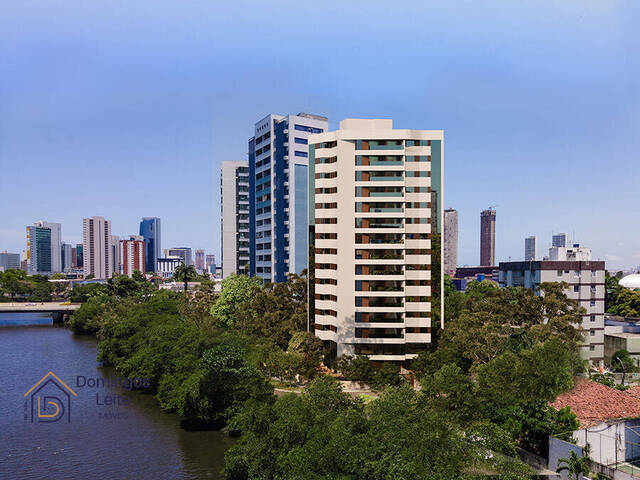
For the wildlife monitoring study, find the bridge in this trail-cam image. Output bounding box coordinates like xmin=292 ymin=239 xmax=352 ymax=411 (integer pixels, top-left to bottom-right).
xmin=0 ymin=302 xmax=81 ymax=322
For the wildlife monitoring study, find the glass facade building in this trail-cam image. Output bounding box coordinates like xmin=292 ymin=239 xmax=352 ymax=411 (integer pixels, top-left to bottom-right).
xmin=139 ymin=217 xmax=161 ymax=274
xmin=248 ymin=112 xmax=328 ymax=283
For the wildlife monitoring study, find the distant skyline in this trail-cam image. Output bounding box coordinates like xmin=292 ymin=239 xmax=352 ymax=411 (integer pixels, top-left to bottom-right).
xmin=1 ymin=1 xmax=638 ymax=270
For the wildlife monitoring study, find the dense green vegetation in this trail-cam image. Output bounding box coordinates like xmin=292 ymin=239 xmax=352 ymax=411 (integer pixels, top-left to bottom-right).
xmin=606 ymin=270 xmax=640 ymax=317
xmin=66 ymin=272 xmax=587 ymax=478
xmin=0 ymin=269 xmax=58 ymax=301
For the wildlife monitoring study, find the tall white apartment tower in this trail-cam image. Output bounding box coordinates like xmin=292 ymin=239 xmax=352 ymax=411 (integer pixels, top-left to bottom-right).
xmin=524 ymin=236 xmax=537 ymax=261
xmin=221 ymin=161 xmax=250 ymax=278
xmin=82 ymin=216 xmax=113 ymax=279
xmin=34 ymin=220 xmax=62 ymax=273
xmin=309 ymin=119 xmax=443 ymax=362
xmin=248 ymin=113 xmax=329 ymax=283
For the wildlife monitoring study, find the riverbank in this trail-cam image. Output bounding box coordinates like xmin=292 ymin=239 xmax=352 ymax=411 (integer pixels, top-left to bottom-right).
xmin=0 ymin=313 xmax=232 ymax=480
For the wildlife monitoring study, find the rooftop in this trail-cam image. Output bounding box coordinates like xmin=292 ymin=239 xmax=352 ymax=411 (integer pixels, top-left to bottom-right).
xmin=550 ymin=378 xmax=640 ymax=428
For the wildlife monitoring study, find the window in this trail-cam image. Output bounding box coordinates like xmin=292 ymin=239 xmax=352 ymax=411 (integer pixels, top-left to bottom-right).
xmin=295 ymin=124 xmax=323 ymax=133
xmin=590 ymin=315 xmax=596 ymax=322
xmin=405 ymin=187 xmax=429 ymax=193
xmin=405 ymin=140 xmax=431 ymax=147
xmin=406 ymin=170 xmax=429 ymax=177
xmin=314 ymin=141 xmax=337 ymax=149
xmin=405 ymin=155 xmax=430 ymax=162
xmin=294 ymin=137 xmax=308 ymax=145
xmin=315 ymin=218 xmax=337 ymax=224
xmin=557 ymin=270 xmax=563 ymax=276
xmin=590 ymin=345 xmax=595 ymax=351
xmin=295 ymin=151 xmax=308 ymax=158
xmin=315 ymin=171 xmax=337 ymax=179
xmin=315 ymin=187 xmax=337 ymax=194
xmin=590 ymin=300 xmax=596 ymax=307
xmin=315 ymin=156 xmax=337 ymax=164
xmin=590 ymin=330 xmax=595 ymax=336
xmin=573 ymin=286 xmax=579 ymax=293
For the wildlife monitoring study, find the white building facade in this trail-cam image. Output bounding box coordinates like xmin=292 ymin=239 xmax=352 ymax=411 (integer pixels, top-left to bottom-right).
xmin=221 ymin=161 xmax=250 ymax=278
xmin=82 ymin=216 xmax=113 ymax=279
xmin=309 ymin=119 xmax=443 ymax=362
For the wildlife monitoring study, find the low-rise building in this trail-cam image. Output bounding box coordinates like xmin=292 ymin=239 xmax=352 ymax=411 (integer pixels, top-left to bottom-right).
xmin=499 ymin=245 xmax=605 ymax=364
xmin=157 ymin=257 xmax=182 ymax=279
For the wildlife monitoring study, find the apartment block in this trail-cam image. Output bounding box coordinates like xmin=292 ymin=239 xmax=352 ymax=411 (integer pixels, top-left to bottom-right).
xmin=525 ymin=236 xmax=537 ymax=261
xmin=195 ymin=249 xmax=205 ymax=272
xmin=221 ymin=161 xmax=250 ymax=277
xmin=248 ymin=112 xmax=329 ymax=283
xmin=443 ymin=209 xmax=458 ymax=277
xmin=308 ymin=119 xmax=443 ymax=362
xmin=499 ymin=244 xmax=605 ymax=364
xmin=120 ymin=235 xmax=146 ymax=276
xmin=82 ymin=216 xmax=113 ymax=279
xmin=480 ymin=209 xmax=496 ymax=266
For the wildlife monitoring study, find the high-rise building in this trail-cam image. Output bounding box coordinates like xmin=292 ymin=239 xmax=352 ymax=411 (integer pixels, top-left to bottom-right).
xmin=61 ymin=243 xmax=73 ymax=271
xmin=443 ymin=209 xmax=458 ymax=277
xmin=111 ymin=236 xmax=120 ymax=275
xmin=205 ymin=254 xmax=216 ymax=274
xmin=308 ymin=118 xmax=443 ymax=362
xmin=0 ymin=252 xmax=21 ymax=271
xmin=168 ymin=248 xmax=192 ymax=266
xmin=195 ymin=249 xmax=205 ymax=272
xmin=480 ymin=209 xmax=496 ymax=266
xmin=221 ymin=161 xmax=250 ymax=278
xmin=120 ymin=235 xmax=146 ymax=277
xmin=248 ymin=112 xmax=329 ymax=283
xmin=82 ymin=216 xmax=113 ymax=279
xmin=32 ymin=220 xmax=62 ymax=273
xmin=499 ymin=244 xmax=604 ymax=364
xmin=524 ymin=236 xmax=537 ymax=261
xmin=552 ymin=233 xmax=568 ymax=248
xmin=76 ymin=244 xmax=83 ymax=268
xmin=26 ymin=225 xmax=52 ymax=275
xmin=139 ymin=217 xmax=161 ymax=274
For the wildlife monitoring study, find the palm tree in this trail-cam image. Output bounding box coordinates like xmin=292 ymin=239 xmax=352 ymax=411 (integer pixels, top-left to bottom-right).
xmin=173 ymin=264 xmax=198 ymax=292
xmin=556 ymin=444 xmax=591 ymax=480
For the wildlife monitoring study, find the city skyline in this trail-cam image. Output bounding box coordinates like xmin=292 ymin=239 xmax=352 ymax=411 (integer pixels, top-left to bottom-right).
xmin=1 ymin=1 xmax=638 ymax=270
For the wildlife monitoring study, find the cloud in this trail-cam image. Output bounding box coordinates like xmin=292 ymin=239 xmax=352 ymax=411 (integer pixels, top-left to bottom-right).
xmin=633 ymin=253 xmax=640 ymax=260
xmin=605 ymin=254 xmax=621 ymax=261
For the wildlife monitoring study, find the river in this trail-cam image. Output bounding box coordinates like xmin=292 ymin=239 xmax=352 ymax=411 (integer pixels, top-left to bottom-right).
xmin=0 ymin=312 xmax=233 ymax=480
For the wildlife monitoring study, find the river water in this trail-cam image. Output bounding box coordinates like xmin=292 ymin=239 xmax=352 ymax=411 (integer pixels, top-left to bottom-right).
xmin=0 ymin=312 xmax=232 ymax=480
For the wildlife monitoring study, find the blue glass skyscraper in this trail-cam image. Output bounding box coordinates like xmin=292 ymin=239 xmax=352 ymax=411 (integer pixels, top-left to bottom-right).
xmin=248 ymin=113 xmax=328 ymax=283
xmin=139 ymin=217 xmax=161 ymax=273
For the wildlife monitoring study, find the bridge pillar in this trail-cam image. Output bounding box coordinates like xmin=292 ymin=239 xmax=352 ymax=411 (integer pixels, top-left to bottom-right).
xmin=51 ymin=312 xmax=64 ymax=323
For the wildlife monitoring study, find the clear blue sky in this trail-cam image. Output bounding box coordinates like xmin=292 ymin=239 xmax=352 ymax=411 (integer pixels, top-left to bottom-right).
xmin=1 ymin=1 xmax=638 ymax=270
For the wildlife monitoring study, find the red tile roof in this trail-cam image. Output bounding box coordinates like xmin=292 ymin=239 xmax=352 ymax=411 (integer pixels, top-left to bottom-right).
xmin=550 ymin=378 xmax=640 ymax=428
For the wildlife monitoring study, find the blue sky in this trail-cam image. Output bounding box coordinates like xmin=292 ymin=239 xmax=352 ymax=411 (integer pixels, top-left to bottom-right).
xmin=1 ymin=1 xmax=638 ymax=270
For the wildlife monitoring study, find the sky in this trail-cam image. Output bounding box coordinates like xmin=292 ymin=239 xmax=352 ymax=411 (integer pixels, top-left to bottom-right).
xmin=0 ymin=0 xmax=638 ymax=270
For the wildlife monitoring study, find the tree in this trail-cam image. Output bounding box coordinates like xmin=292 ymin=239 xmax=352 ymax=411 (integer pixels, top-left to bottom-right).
xmin=556 ymin=444 xmax=591 ymax=480
xmin=0 ymin=269 xmax=31 ymax=300
xmin=287 ymin=331 xmax=323 ymax=379
xmin=338 ymin=355 xmax=375 ymax=384
xmin=173 ymin=264 xmax=198 ymax=292
xmin=606 ymin=271 xmax=624 ymax=313
xmin=211 ymin=274 xmax=262 ymax=329
xmin=235 ymin=273 xmax=307 ymax=348
xmin=609 ymin=289 xmax=640 ymax=318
